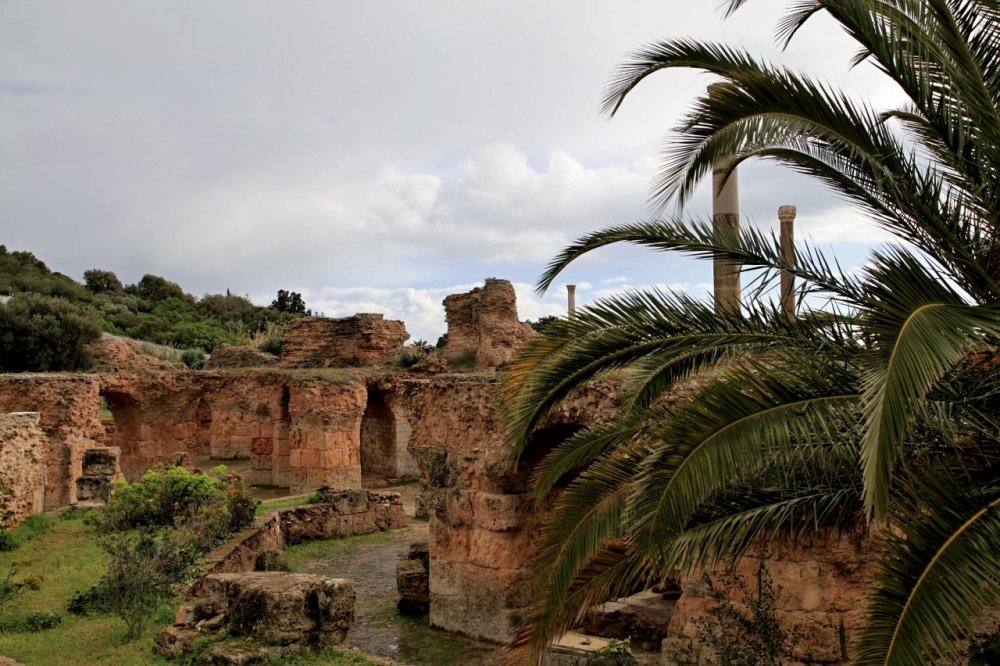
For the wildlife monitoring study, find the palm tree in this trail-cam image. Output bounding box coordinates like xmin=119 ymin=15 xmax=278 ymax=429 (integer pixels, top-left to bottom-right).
xmin=500 ymin=1 xmax=1000 ymax=664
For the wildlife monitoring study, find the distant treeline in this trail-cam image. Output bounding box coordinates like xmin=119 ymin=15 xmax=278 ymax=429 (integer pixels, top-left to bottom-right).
xmin=0 ymin=245 xmax=310 ymax=371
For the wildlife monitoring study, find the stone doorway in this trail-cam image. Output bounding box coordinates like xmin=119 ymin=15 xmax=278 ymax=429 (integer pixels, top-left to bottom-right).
xmin=360 ymin=390 xmax=416 ymax=484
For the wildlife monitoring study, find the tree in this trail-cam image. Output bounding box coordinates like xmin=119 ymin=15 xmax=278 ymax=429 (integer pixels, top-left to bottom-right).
xmin=83 ymin=269 xmax=123 ymax=294
xmin=0 ymin=294 xmax=101 ymax=372
xmin=127 ymin=274 xmax=189 ymax=303
xmin=269 ymin=289 xmax=307 ymax=314
xmin=500 ymin=2 xmax=1000 ymax=664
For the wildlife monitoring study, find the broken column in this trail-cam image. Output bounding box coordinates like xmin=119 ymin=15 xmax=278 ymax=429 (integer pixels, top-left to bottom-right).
xmin=567 ymin=284 xmax=577 ymax=320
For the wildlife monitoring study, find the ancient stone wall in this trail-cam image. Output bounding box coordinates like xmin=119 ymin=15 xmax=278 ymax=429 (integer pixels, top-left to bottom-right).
xmin=204 ymin=344 xmax=278 ymax=370
xmin=0 ymin=375 xmax=104 ymax=508
xmin=441 ymin=279 xmax=536 ymax=371
xmin=394 ymin=374 xmax=621 ymax=643
xmin=280 ymin=314 xmax=409 ymax=369
xmin=0 ymin=412 xmax=47 ymax=526
xmin=661 ymin=533 xmax=874 ymax=665
xmin=360 ymin=386 xmax=417 ymax=481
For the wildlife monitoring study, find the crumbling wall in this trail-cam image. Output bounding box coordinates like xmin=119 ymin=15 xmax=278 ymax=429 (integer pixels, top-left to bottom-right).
xmin=0 ymin=412 xmax=47 ymax=526
xmin=99 ymin=373 xmax=365 ymax=494
xmin=441 ymin=279 xmax=537 ymax=371
xmin=396 ymin=374 xmax=621 ymax=643
xmin=0 ymin=375 xmax=104 ymax=508
xmin=279 ymin=314 xmax=409 ymax=368
xmin=204 ymin=344 xmax=279 ymax=370
xmin=360 ymin=386 xmax=417 ymax=480
xmin=661 ymin=533 xmax=874 ymax=665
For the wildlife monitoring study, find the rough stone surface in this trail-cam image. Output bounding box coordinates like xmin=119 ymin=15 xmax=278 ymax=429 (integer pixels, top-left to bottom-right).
xmin=394 ymin=373 xmax=622 ymax=643
xmin=0 ymin=375 xmax=105 ymax=508
xmin=87 ymin=336 xmax=183 ymax=373
xmin=204 ymin=345 xmax=279 ymax=370
xmin=75 ymin=446 xmax=122 ymax=502
xmin=660 ymin=532 xmax=873 ymax=666
xmin=200 ymin=572 xmax=355 ymax=646
xmin=441 ymin=278 xmax=537 ymax=371
xmin=280 ymin=314 xmax=409 ymax=369
xmin=195 ymin=492 xmax=407 ymax=589
xmin=397 ymin=540 xmax=430 ymax=615
xmin=0 ymin=412 xmax=47 ymax=527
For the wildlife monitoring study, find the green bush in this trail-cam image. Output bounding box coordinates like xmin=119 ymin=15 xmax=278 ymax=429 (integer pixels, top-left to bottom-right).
xmin=99 ymin=529 xmax=192 ymax=640
xmin=181 ymin=348 xmax=206 ymax=369
xmin=67 ymin=582 xmax=110 ymax=616
xmin=0 ymin=611 xmax=61 ymax=633
xmin=0 ymin=293 xmax=101 ymax=372
xmin=100 ymin=465 xmax=259 ymax=544
xmin=0 ymin=530 xmax=17 ymax=553
xmin=83 ymin=269 xmax=123 ymax=294
xmin=258 ymin=337 xmax=283 ymax=356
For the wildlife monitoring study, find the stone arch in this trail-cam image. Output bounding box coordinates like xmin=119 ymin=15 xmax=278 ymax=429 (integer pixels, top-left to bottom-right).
xmin=98 ymin=389 xmax=143 ymax=480
xmin=360 ymin=389 xmax=416 ymax=482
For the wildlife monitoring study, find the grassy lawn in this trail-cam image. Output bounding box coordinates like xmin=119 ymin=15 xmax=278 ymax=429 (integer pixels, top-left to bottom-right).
xmin=256 ymin=495 xmax=316 ymax=515
xmin=0 ymin=514 xmax=381 ymax=666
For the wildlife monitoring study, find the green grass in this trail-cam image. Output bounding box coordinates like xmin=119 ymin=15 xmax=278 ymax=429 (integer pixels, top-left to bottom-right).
xmin=285 ymin=532 xmax=395 ymax=570
xmin=255 ymin=495 xmax=316 ymax=516
xmin=0 ymin=514 xmax=384 ymax=665
xmin=0 ymin=514 xmax=176 ymax=665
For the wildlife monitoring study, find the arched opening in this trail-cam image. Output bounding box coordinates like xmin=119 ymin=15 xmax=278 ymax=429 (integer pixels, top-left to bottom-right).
xmin=99 ymin=390 xmax=142 ymax=480
xmin=360 ymin=390 xmax=416 ymax=483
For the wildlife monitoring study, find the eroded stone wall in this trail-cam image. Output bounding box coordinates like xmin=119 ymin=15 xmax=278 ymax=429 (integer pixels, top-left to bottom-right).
xmin=442 ymin=279 xmax=537 ymax=371
xmin=280 ymin=314 xmax=409 ymax=369
xmin=661 ymin=533 xmax=873 ymax=665
xmin=360 ymin=387 xmax=417 ymax=480
xmin=0 ymin=412 xmax=47 ymax=526
xmin=394 ymin=374 xmax=621 ymax=643
xmin=0 ymin=375 xmax=104 ymax=508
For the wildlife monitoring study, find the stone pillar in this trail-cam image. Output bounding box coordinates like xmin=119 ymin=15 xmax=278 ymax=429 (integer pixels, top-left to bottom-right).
xmin=709 ymin=83 xmax=741 ymax=314
xmin=779 ymin=205 xmax=797 ymax=321
xmin=567 ymin=284 xmax=577 ymax=320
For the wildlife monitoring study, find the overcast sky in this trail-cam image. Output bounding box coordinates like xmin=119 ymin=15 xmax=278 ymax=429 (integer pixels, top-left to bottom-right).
xmin=1 ymin=1 xmax=902 ymax=341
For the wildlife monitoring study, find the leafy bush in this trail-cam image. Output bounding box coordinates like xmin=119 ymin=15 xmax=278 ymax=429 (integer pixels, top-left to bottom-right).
xmin=258 ymin=336 xmax=283 ymax=356
xmin=0 ymin=611 xmax=61 ymax=633
xmin=100 ymin=465 xmax=259 ymax=544
xmin=180 ymin=348 xmax=206 ymax=369
xmin=99 ymin=528 xmax=194 ymax=640
xmin=67 ymin=582 xmax=110 ymax=615
xmin=0 ymin=293 xmax=101 ymax=372
xmin=0 ymin=530 xmax=17 ymax=553
xmin=693 ymin=568 xmax=796 ymax=666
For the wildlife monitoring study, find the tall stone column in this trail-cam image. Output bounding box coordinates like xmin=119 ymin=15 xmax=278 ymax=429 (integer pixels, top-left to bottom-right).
xmin=567 ymin=284 xmax=577 ymax=320
xmin=779 ymin=205 xmax=797 ymax=321
xmin=709 ymin=84 xmax=741 ymax=314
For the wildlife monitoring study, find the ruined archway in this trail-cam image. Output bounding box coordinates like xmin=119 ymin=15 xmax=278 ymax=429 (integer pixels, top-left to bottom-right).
xmin=99 ymin=389 xmax=143 ymax=480
xmin=360 ymin=389 xmax=416 ymax=483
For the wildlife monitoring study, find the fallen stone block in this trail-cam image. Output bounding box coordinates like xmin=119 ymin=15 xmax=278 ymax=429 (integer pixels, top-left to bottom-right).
xmin=201 ymin=572 xmax=355 ymax=647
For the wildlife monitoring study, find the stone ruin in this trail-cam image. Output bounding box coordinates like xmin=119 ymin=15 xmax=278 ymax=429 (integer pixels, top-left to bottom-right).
xmin=441 ymin=277 xmax=536 ymax=370
xmin=1 ymin=279 xmax=987 ymax=664
xmin=279 ymin=313 xmax=409 ymax=368
xmin=205 ymin=344 xmax=279 ymax=370
xmin=0 ymin=412 xmax=46 ymax=527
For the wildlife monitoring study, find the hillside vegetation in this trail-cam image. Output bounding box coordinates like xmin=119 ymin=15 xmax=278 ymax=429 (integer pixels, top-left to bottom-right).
xmin=0 ymin=245 xmax=307 ymax=366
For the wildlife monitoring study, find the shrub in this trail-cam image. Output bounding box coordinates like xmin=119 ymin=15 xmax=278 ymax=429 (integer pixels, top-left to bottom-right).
xmin=0 ymin=529 xmax=17 ymax=553
xmin=100 ymin=465 xmax=259 ymax=545
xmin=0 ymin=293 xmax=101 ymax=372
xmin=99 ymin=528 xmax=193 ymax=640
xmin=258 ymin=336 xmax=283 ymax=356
xmin=695 ymin=567 xmax=796 ymax=666
xmin=67 ymin=582 xmax=110 ymax=615
xmin=181 ymin=348 xmax=206 ymax=369
xmin=0 ymin=611 xmax=61 ymax=633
